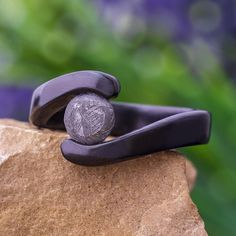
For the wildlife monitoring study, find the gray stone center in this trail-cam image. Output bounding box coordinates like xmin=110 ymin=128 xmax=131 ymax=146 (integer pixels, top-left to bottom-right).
xmin=64 ymin=93 xmax=115 ymax=145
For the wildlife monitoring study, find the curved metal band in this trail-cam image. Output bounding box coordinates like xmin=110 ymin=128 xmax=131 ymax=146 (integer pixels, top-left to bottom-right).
xmin=30 ymin=70 xmax=120 ymax=128
xmin=30 ymin=71 xmax=211 ymax=166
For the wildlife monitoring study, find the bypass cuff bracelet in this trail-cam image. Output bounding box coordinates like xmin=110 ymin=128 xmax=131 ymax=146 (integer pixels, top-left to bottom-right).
xmin=29 ymin=70 xmax=211 ymax=166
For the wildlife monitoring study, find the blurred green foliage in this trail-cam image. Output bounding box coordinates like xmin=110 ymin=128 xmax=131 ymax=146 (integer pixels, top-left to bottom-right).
xmin=0 ymin=0 xmax=236 ymax=235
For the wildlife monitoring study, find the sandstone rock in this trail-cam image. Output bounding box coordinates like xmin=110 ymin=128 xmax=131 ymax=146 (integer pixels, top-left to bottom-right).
xmin=0 ymin=119 xmax=207 ymax=236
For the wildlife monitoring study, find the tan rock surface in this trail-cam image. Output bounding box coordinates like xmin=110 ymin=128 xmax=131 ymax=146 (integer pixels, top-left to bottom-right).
xmin=0 ymin=119 xmax=207 ymax=236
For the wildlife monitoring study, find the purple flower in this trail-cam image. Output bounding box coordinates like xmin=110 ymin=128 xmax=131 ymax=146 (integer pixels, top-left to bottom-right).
xmin=0 ymin=86 xmax=34 ymax=121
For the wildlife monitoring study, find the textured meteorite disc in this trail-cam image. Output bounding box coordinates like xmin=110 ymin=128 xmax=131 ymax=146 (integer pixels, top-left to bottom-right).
xmin=64 ymin=93 xmax=115 ymax=145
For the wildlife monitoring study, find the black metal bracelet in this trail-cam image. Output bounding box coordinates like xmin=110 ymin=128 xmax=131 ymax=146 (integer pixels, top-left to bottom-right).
xmin=29 ymin=70 xmax=211 ymax=166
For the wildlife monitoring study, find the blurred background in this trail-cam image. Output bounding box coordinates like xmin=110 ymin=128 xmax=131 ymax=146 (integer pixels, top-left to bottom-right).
xmin=0 ymin=0 xmax=236 ymax=235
